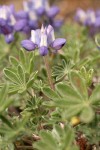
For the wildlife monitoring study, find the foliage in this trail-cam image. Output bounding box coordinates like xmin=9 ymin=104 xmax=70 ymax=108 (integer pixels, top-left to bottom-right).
xmin=34 ymin=124 xmax=79 ymax=150
xmin=0 ymin=20 xmax=100 ymax=150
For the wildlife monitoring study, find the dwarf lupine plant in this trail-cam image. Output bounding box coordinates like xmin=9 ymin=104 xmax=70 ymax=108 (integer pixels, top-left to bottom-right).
xmin=21 ymin=25 xmax=66 ymax=89
xmin=1 ymin=3 xmax=100 ymax=150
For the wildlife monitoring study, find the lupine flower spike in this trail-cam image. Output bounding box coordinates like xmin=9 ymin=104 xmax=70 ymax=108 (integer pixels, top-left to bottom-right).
xmin=75 ymin=8 xmax=100 ymax=36
xmin=0 ymin=5 xmax=16 ymax=43
xmin=21 ymin=25 xmax=66 ymax=56
xmin=21 ymin=0 xmax=63 ymax=29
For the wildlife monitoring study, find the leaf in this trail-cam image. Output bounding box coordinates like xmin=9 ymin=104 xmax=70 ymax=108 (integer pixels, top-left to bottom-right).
xmin=53 ymin=98 xmax=82 ymax=108
xmin=62 ymin=126 xmax=74 ymax=149
xmin=40 ymin=131 xmax=57 ymax=148
xmin=27 ymin=71 xmax=38 ymax=88
xmin=29 ymin=58 xmax=34 ymax=74
xmin=9 ymin=56 xmax=19 ymax=67
xmin=4 ymin=68 xmax=20 ymax=84
xmin=19 ymin=49 xmax=26 ymax=67
xmin=34 ymin=124 xmax=79 ymax=150
xmin=0 ymin=84 xmax=8 ymax=105
xmin=62 ymin=105 xmax=83 ymax=119
xmin=0 ymin=99 xmax=13 ymax=112
xmin=80 ymin=106 xmax=94 ymax=123
xmin=43 ymin=87 xmax=60 ymax=100
xmin=0 ymin=85 xmax=13 ymax=112
xmin=17 ymin=65 xmax=25 ymax=84
xmin=89 ymin=85 xmax=100 ymax=105
xmin=56 ymin=82 xmax=82 ymax=100
xmin=70 ymin=71 xmax=88 ymax=100
xmin=0 ymin=115 xmax=13 ymax=128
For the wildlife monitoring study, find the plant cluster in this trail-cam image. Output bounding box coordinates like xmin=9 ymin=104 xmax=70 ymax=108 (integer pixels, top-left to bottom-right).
xmin=0 ymin=0 xmax=100 ymax=150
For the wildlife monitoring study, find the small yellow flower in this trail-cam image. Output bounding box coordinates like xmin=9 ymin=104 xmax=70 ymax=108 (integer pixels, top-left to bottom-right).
xmin=71 ymin=117 xmax=80 ymax=126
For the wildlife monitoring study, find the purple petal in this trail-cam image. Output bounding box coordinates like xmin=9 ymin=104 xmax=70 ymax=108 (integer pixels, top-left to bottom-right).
xmin=51 ymin=38 xmax=66 ymax=50
xmin=15 ymin=11 xmax=28 ymax=19
xmin=0 ymin=18 xmax=7 ymax=26
xmin=39 ymin=46 xmax=48 ymax=56
xmin=9 ymin=4 xmax=15 ymax=14
xmin=35 ymin=29 xmax=41 ymax=45
xmin=21 ymin=40 xmax=36 ymax=51
xmin=0 ymin=24 xmax=13 ymax=35
xmin=95 ymin=17 xmax=100 ymax=27
xmin=96 ymin=10 xmax=100 ymax=17
xmin=29 ymin=20 xmax=39 ymax=29
xmin=47 ymin=25 xmax=55 ymax=45
xmin=22 ymin=26 xmax=31 ymax=33
xmin=5 ymin=34 xmax=14 ymax=43
xmin=75 ymin=9 xmax=86 ymax=24
xmin=14 ymin=19 xmax=27 ymax=31
xmin=46 ymin=6 xmax=60 ymax=18
xmin=52 ymin=19 xmax=63 ymax=28
xmin=36 ymin=7 xmax=45 ymax=16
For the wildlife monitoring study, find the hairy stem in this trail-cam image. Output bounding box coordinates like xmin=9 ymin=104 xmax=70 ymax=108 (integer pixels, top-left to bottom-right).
xmin=43 ymin=56 xmax=54 ymax=90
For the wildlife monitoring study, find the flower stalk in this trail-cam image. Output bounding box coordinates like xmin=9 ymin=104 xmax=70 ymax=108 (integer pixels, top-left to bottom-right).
xmin=43 ymin=56 xmax=55 ymax=90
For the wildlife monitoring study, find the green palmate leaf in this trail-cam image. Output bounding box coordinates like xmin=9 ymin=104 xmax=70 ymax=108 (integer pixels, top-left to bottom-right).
xmin=29 ymin=58 xmax=34 ymax=74
xmin=17 ymin=65 xmax=25 ymax=84
xmin=56 ymin=82 xmax=82 ymax=100
xmin=80 ymin=106 xmax=94 ymax=123
xmin=9 ymin=84 xmax=21 ymax=93
xmin=70 ymin=71 xmax=88 ymax=100
xmin=19 ymin=49 xmax=26 ymax=67
xmin=27 ymin=71 xmax=38 ymax=88
xmin=43 ymin=87 xmax=60 ymax=100
xmin=43 ymin=80 xmax=96 ymax=122
xmin=0 ymin=115 xmax=29 ymax=141
xmin=62 ymin=105 xmax=83 ymax=119
xmin=40 ymin=131 xmax=57 ymax=148
xmin=4 ymin=68 xmax=20 ymax=84
xmin=53 ymin=99 xmax=82 ymax=108
xmin=4 ymin=62 xmax=37 ymax=93
xmin=27 ymin=78 xmax=34 ymax=88
xmin=89 ymin=85 xmax=100 ymax=105
xmin=34 ymin=142 xmax=52 ymax=150
xmin=0 ymin=115 xmax=13 ymax=128
xmin=62 ymin=126 xmax=74 ymax=149
xmin=0 ymin=99 xmax=13 ymax=112
xmin=52 ymin=59 xmax=74 ymax=81
xmin=0 ymin=85 xmax=13 ymax=113
xmin=34 ymin=124 xmax=79 ymax=150
xmin=9 ymin=56 xmax=19 ymax=67
xmin=0 ymin=84 xmax=8 ymax=105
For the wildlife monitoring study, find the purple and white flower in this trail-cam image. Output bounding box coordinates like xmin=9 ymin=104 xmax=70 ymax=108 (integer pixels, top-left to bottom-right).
xmin=75 ymin=8 xmax=100 ymax=36
xmin=21 ymin=25 xmax=66 ymax=56
xmin=0 ymin=5 xmax=16 ymax=43
xmin=21 ymin=0 xmax=62 ymax=30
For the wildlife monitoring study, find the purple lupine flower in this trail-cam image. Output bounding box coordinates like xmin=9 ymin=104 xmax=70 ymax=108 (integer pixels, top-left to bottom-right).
xmin=21 ymin=25 xmax=66 ymax=56
xmin=0 ymin=5 xmax=16 ymax=43
xmin=75 ymin=9 xmax=87 ymax=24
xmin=21 ymin=0 xmax=62 ymax=30
xmin=51 ymin=19 xmax=63 ymax=29
xmin=95 ymin=16 xmax=100 ymax=27
xmin=75 ymin=8 xmax=100 ymax=36
xmin=96 ymin=10 xmax=100 ymax=17
xmin=84 ymin=9 xmax=96 ymax=26
xmin=46 ymin=6 xmax=60 ymax=18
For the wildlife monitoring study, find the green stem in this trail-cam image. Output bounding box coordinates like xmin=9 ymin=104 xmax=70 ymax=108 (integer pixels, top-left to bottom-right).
xmin=43 ymin=56 xmax=55 ymax=90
